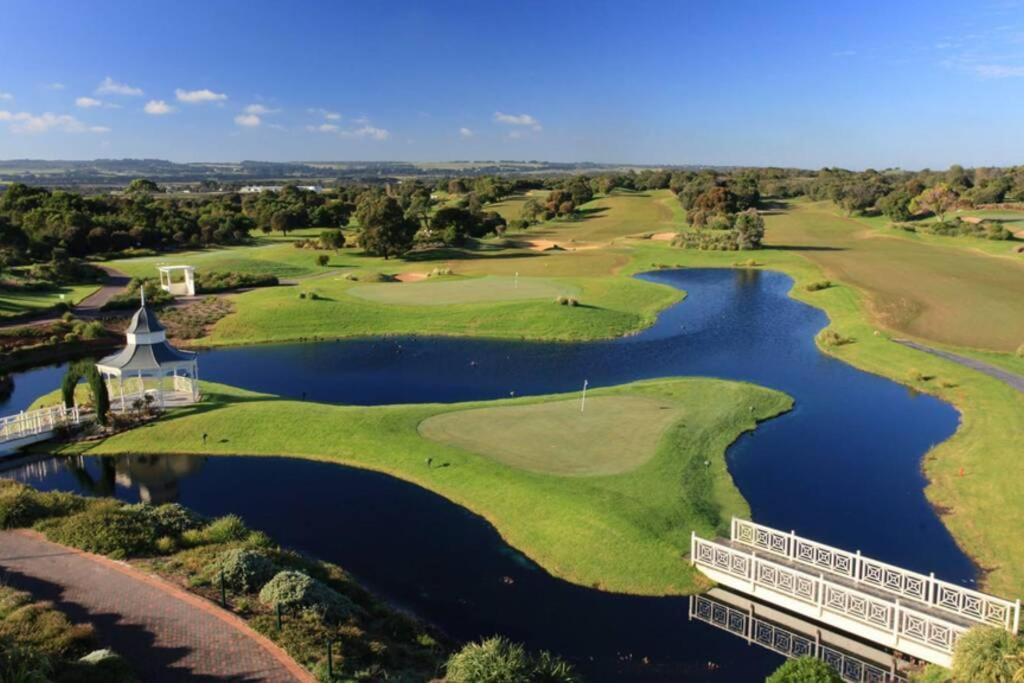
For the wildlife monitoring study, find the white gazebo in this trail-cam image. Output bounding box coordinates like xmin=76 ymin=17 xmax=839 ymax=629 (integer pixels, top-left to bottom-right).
xmin=158 ymin=265 xmax=196 ymax=297
xmin=95 ymin=290 xmax=200 ymax=411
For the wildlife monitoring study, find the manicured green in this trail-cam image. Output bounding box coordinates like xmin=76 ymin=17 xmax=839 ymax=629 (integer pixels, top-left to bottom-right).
xmin=418 ymin=395 xmax=685 ymax=475
xmin=71 ymin=378 xmax=793 ymax=595
xmin=347 ymin=275 xmax=577 ymax=306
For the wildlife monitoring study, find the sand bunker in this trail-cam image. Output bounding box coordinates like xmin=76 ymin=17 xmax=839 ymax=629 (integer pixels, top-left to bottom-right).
xmin=649 ymin=232 xmax=677 ymax=242
xmin=517 ymin=239 xmax=601 ymax=252
xmin=394 ymin=272 xmax=428 ymax=282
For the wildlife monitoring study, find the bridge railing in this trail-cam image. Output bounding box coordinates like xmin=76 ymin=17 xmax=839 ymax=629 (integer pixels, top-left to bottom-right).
xmin=0 ymin=404 xmax=81 ymax=444
xmin=730 ymin=518 xmax=1020 ymax=632
xmin=691 ymin=534 xmax=970 ymax=655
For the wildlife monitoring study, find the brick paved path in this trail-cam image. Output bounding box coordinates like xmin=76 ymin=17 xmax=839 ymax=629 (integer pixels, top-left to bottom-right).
xmin=0 ymin=530 xmax=313 ymax=682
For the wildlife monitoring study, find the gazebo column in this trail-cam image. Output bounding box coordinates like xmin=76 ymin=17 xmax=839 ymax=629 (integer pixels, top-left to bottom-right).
xmin=119 ymin=376 xmax=126 ymax=413
xmin=192 ymin=362 xmax=199 ymax=401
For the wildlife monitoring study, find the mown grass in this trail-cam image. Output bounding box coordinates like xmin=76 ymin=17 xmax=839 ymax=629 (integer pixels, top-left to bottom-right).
xmin=0 ymin=283 xmax=100 ymax=319
xmin=346 ymin=275 xmax=577 ymax=306
xmin=72 ymin=378 xmax=793 ymax=596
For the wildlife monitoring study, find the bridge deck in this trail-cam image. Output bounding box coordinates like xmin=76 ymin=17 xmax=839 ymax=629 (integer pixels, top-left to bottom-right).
xmin=717 ymin=538 xmax=977 ymax=631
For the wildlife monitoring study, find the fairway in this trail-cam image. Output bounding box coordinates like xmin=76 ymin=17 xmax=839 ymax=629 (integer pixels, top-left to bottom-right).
xmin=765 ymin=201 xmax=1024 ymax=351
xmin=0 ymin=283 xmax=100 ymax=319
xmin=418 ymin=396 xmax=684 ymax=475
xmin=346 ymin=275 xmax=577 ymax=305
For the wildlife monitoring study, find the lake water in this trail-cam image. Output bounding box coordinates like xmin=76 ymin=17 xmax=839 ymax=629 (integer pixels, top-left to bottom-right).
xmin=0 ymin=269 xmax=968 ymax=680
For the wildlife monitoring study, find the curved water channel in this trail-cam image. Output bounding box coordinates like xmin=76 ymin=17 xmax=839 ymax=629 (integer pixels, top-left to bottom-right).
xmin=1 ymin=268 xmax=970 ymax=680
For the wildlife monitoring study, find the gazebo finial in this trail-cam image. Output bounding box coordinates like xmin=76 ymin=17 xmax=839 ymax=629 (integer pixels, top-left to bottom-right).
xmin=140 ymin=286 xmax=146 ymax=307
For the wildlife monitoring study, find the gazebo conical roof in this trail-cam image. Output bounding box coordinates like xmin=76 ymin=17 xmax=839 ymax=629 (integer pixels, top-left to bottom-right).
xmin=96 ymin=291 xmax=196 ymax=374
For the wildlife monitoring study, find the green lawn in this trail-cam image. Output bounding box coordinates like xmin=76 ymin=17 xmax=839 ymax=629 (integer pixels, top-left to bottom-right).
xmin=72 ymin=378 xmax=793 ymax=595
xmin=347 ymin=275 xmax=578 ymax=306
xmin=0 ymin=283 xmax=100 ymax=319
xmin=418 ymin=395 xmax=685 ymax=475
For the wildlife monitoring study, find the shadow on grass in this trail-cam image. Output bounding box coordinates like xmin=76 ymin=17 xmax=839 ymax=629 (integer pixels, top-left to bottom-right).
xmin=764 ymin=244 xmax=847 ymax=252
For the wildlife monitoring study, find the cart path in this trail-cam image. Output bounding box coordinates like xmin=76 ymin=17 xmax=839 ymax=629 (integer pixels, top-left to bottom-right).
xmin=0 ymin=265 xmax=130 ymax=331
xmin=895 ymin=339 xmax=1024 ymax=394
xmin=0 ymin=530 xmax=314 ymax=682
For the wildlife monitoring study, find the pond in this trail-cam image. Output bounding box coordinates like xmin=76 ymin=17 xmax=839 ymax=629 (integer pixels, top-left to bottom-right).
xmin=0 ymin=268 xmax=968 ymax=680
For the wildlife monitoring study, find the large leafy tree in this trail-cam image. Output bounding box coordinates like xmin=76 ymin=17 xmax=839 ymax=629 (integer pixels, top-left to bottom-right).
xmin=952 ymin=626 xmax=1022 ymax=682
xmin=354 ymin=194 xmax=418 ymax=259
xmin=766 ymin=656 xmax=842 ymax=683
xmin=912 ymin=183 xmax=959 ymax=221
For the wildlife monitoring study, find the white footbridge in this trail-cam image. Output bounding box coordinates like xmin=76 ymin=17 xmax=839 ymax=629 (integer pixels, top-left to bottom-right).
xmin=691 ymin=518 xmax=1021 ymax=668
xmin=0 ymin=404 xmax=83 ymax=456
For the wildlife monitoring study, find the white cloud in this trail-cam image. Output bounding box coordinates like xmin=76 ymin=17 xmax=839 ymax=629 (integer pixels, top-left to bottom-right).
xmin=308 ymin=108 xmax=341 ymax=120
xmin=306 ymin=123 xmax=339 ymax=133
xmin=493 ymin=111 xmax=542 ymax=131
xmin=340 ymin=124 xmax=390 ymax=140
xmin=75 ymin=96 xmax=103 ymax=108
xmin=144 ymin=99 xmax=174 ymax=115
xmin=0 ymin=110 xmax=109 ymax=134
xmin=234 ymin=113 xmax=261 ymax=127
xmin=175 ymin=88 xmax=227 ymax=103
xmin=459 ymin=127 xmax=474 ymax=138
xmin=44 ymin=83 xmax=65 ymax=91
xmin=244 ymin=103 xmax=277 ymax=115
xmin=0 ymin=92 xmax=12 ymax=101
xmin=96 ymin=76 xmax=142 ymax=96
xmin=974 ymin=63 xmax=1024 ymax=78
xmin=507 ymin=130 xmax=524 ymax=140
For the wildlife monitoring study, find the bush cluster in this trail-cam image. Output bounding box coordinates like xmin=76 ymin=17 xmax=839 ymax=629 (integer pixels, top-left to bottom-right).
xmin=0 ymin=481 xmax=86 ymax=529
xmin=445 ymin=636 xmax=579 ymax=683
xmin=554 ymin=296 xmax=579 ymax=307
xmin=258 ymin=570 xmax=356 ymax=623
xmin=37 ymin=501 xmax=159 ymax=559
xmin=123 ymin=503 xmax=204 ymax=536
xmin=217 ymin=549 xmax=278 ymax=593
xmin=926 ymin=218 xmax=1012 ymax=240
xmin=195 ymin=271 xmax=278 ymax=293
xmin=765 ymin=656 xmax=842 ymax=682
xmin=818 ymin=329 xmax=854 ymax=347
xmin=805 ymin=280 xmax=832 ymax=292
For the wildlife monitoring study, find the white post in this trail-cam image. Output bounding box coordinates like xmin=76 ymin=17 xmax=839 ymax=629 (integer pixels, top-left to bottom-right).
xmin=855 ymin=550 xmax=862 ymax=584
xmin=514 ymin=271 xmax=518 ymax=289
xmin=1014 ymin=599 xmax=1021 ymax=635
xmin=689 ymin=531 xmax=696 ymax=565
xmin=192 ymin=362 xmax=199 ymax=401
xmin=579 ymin=379 xmax=588 ymax=413
xmin=929 ymin=572 xmax=936 ymax=605
xmin=119 ymin=376 xmax=125 ymax=413
xmin=893 ymin=599 xmax=901 ymax=637
xmin=790 ymin=530 xmax=797 ymax=559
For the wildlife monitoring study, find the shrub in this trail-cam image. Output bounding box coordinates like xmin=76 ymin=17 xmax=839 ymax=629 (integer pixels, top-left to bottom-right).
xmin=805 ymin=280 xmax=832 ymax=292
xmin=951 ymin=626 xmax=1022 ymax=682
xmin=0 ymin=640 xmax=53 ymax=683
xmin=428 ymin=267 xmax=453 ymax=277
xmin=316 ymin=254 xmax=330 ymax=268
xmin=0 ymin=482 xmax=85 ymax=529
xmin=38 ymin=502 xmax=157 ymax=559
xmin=194 ymin=271 xmax=278 ymax=294
xmin=445 ymin=637 xmax=579 ymax=683
xmin=200 ymin=514 xmax=250 ymax=544
xmin=0 ymin=589 xmax=94 ymax=659
xmin=123 ymin=503 xmax=204 ymax=537
xmin=1017 ymin=343 xmax=1024 ymax=358
xmin=61 ymin=649 xmax=138 ymax=683
xmin=217 ymin=549 xmax=277 ymax=593
xmin=258 ymin=571 xmax=355 ymax=623
xmin=766 ymin=656 xmax=842 ymax=682
xmin=818 ymin=329 xmax=853 ymax=346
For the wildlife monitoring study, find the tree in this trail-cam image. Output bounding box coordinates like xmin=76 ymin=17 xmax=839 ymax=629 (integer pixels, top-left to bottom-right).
xmin=270 ymin=209 xmax=300 ymax=236
xmin=519 ymin=198 xmax=543 ymax=225
xmin=878 ymin=190 xmax=913 ymax=222
xmin=62 ymin=361 xmax=110 ymax=425
xmin=354 ymin=194 xmax=418 ymax=259
xmin=733 ymin=208 xmax=765 ymax=249
xmin=448 ymin=179 xmax=467 ymax=194
xmin=766 ymin=656 xmax=842 ymax=683
xmin=319 ymin=229 xmax=345 ymax=251
xmin=431 ymin=207 xmax=477 ymax=245
xmin=316 ymin=254 xmax=330 ymax=268
xmin=912 ymin=183 xmax=959 ymax=221
xmin=126 ymin=178 xmax=160 ymax=194
xmin=952 ymin=626 xmax=1022 ymax=682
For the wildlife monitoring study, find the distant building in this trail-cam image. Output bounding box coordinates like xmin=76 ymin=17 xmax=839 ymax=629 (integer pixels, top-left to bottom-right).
xmin=238 ymin=184 xmax=323 ymax=194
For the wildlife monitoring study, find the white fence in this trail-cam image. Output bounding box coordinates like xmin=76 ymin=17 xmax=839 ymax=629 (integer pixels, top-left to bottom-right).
xmin=690 ymin=593 xmax=905 ymax=682
xmin=0 ymin=404 xmax=81 ymax=445
xmin=730 ymin=518 xmax=1021 ymax=633
xmin=691 ymin=534 xmax=968 ymax=659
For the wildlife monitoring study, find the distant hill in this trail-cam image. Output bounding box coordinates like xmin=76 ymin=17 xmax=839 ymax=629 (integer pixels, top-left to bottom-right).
xmin=0 ymin=158 xmax=726 ymax=191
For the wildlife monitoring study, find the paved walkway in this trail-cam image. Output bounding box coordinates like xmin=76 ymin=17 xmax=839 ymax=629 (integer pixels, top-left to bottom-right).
xmin=0 ymin=530 xmax=313 ymax=682
xmin=895 ymin=339 xmax=1024 ymax=394
xmin=0 ymin=265 xmax=130 ymax=331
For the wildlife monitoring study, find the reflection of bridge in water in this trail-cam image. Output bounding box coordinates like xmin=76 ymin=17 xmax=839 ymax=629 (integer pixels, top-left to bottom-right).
xmin=692 ymin=518 xmax=1021 ymax=668
xmin=691 ymin=588 xmax=911 ymax=682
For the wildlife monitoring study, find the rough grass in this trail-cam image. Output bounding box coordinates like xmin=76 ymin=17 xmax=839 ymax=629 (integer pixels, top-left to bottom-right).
xmin=767 ymin=200 xmax=1024 ymax=351
xmin=347 ymin=275 xmax=578 ymax=306
xmin=73 ymin=378 xmax=793 ymax=595
xmin=418 ymin=395 xmax=685 ymax=475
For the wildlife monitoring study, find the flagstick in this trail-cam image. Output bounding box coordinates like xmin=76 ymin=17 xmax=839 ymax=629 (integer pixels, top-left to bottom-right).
xmin=580 ymin=379 xmax=588 ymax=413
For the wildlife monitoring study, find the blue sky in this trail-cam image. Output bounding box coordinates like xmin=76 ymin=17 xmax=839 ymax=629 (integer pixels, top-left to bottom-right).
xmin=1 ymin=0 xmax=1022 ymax=168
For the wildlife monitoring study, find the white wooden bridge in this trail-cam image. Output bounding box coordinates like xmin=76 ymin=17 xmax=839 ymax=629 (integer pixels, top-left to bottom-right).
xmin=0 ymin=404 xmax=83 ymax=456
xmin=691 ymin=518 xmax=1022 ymax=668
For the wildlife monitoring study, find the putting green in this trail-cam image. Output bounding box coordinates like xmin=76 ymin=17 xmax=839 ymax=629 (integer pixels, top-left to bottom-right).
xmin=417 ymin=395 xmax=685 ymax=475
xmin=346 ymin=275 xmax=577 ymax=306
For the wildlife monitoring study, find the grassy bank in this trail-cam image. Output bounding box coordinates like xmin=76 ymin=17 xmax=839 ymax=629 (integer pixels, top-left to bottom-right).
xmin=61 ymin=378 xmax=793 ymax=596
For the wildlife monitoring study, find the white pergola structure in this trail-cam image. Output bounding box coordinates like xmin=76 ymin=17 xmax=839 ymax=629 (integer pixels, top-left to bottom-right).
xmin=95 ymin=290 xmax=200 ymax=411
xmin=158 ymin=265 xmax=196 ymax=297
